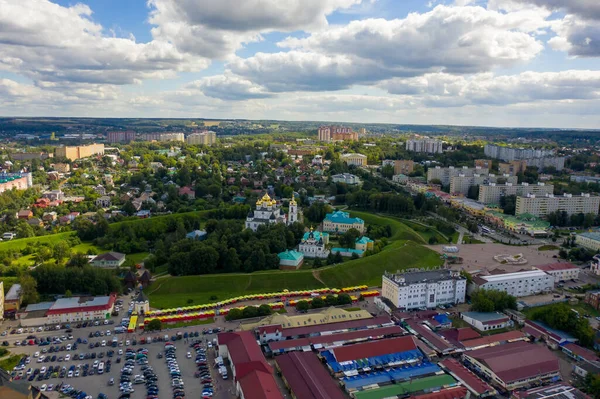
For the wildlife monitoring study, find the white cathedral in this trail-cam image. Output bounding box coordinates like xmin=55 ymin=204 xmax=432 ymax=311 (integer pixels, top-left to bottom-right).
xmin=245 ymin=193 xmax=298 ymax=232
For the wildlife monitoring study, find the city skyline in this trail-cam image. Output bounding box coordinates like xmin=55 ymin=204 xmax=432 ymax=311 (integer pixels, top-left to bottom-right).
xmin=1 ymin=0 xmax=600 ymax=128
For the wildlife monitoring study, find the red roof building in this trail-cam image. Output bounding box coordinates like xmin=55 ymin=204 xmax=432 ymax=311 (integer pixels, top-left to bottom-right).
xmin=331 ymin=336 xmax=417 ymax=363
xmin=562 ymin=343 xmax=600 ymax=363
xmin=462 ymin=341 xmax=560 ymax=390
xmin=439 ymin=327 xmax=481 ymax=347
xmin=217 ymin=331 xmax=283 ymax=399
xmin=440 ymin=358 xmax=495 ymax=397
xmin=535 ymin=262 xmax=580 ymax=283
xmin=460 ymin=330 xmax=527 ymax=350
xmin=276 ymin=352 xmax=346 ymax=399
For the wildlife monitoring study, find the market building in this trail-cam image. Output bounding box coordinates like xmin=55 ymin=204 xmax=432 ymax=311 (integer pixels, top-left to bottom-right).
xmin=46 ymin=293 xmax=117 ymax=324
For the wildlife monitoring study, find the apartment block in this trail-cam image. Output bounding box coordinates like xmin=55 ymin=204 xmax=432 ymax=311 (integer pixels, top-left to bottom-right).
xmin=478 ymin=182 xmax=554 ymax=204
xmin=139 ymin=132 xmax=184 ymax=142
xmin=450 ymin=174 xmax=517 ymax=196
xmin=382 ymin=269 xmax=466 ymax=310
xmin=318 ymin=126 xmax=357 ymax=142
xmin=394 ymin=160 xmax=414 ymax=175
xmin=499 ymin=160 xmax=528 ymax=175
xmin=471 ymin=269 xmax=554 ymax=297
xmin=484 ymin=144 xmax=555 ymax=161
xmin=427 ymin=166 xmax=489 ymax=186
xmin=186 ymin=131 xmax=217 ymax=146
xmin=107 ymin=131 xmax=136 ymax=143
xmin=406 ymin=139 xmax=443 ymax=154
xmin=526 ymin=156 xmax=566 ymax=171
xmin=54 ymin=143 xmax=105 ymax=161
xmin=474 ymin=159 xmax=493 ymax=169
xmin=515 ymin=193 xmax=600 ymax=217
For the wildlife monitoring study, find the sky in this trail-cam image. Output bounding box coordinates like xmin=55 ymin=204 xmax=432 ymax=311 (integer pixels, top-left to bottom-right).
xmin=1 ymin=0 xmax=600 ymax=128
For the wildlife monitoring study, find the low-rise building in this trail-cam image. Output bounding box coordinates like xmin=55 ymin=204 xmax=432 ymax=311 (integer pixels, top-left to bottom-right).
xmin=331 ymin=173 xmax=361 ymax=185
xmin=90 ymin=252 xmax=126 ymax=268
xmin=584 ymin=290 xmax=600 ymax=310
xmin=278 ymin=250 xmax=304 ymax=270
xmin=55 ymin=143 xmax=104 ymax=161
xmin=534 ymin=263 xmax=579 ymax=283
xmin=46 ymin=293 xmax=117 ymax=323
xmin=392 ymin=174 xmax=409 ymax=184
xmin=382 ymin=269 xmax=467 ymax=310
xmin=460 ymin=312 xmax=511 ymax=332
xmin=575 ymin=231 xmax=600 ymax=252
xmin=393 ymin=160 xmax=414 ymax=175
xmin=4 ymin=284 xmax=22 ymax=314
xmin=322 ymin=210 xmax=365 ymax=234
xmin=516 ymin=193 xmax=600 ymax=218
xmin=462 ymin=341 xmax=560 ymax=391
xmin=341 ymin=153 xmax=367 ymax=166
xmin=484 ymin=211 xmax=550 ymax=237
xmin=471 ymin=268 xmax=554 ymax=297
xmin=186 ymin=230 xmax=207 ymax=241
xmin=95 ymin=196 xmax=111 ymax=208
xmin=298 ymin=230 xmax=329 ymax=259
xmin=355 ymin=236 xmax=374 ymax=251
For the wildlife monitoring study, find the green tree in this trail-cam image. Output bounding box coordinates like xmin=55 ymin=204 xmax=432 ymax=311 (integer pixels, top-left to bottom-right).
xmin=53 ymin=241 xmax=71 ymax=264
xmin=65 ymin=289 xmax=72 ymax=298
xmin=339 ymin=228 xmax=361 ymax=248
xmin=381 ymin=164 xmax=394 ymax=179
xmin=470 ymin=289 xmax=517 ymax=312
xmin=584 ymin=372 xmax=600 ymax=399
xmin=337 ymin=293 xmax=352 ymax=305
xmin=19 ymin=274 xmax=39 ymax=305
xmin=146 ymin=319 xmax=162 ymax=331
xmin=296 ymin=300 xmax=310 ymax=312
xmin=257 ymin=304 xmax=272 ymax=316
xmin=225 ymin=308 xmax=243 ymax=321
xmin=15 ymin=221 xmax=35 ymax=238
xmin=311 ymin=297 xmax=325 ymax=309
xmin=324 ymin=294 xmax=338 ymax=307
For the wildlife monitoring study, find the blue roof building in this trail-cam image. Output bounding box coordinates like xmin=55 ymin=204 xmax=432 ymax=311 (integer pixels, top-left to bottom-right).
xmin=323 ymin=210 xmax=365 ymax=234
xmin=278 ymin=250 xmax=304 ymax=270
xmin=186 ymin=230 xmax=207 ymax=240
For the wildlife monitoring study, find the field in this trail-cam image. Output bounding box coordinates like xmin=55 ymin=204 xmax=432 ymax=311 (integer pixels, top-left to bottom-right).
xmin=148 ymin=271 xmax=323 ymax=308
xmin=400 ymin=219 xmax=449 ymax=244
xmin=0 ymin=232 xmax=76 ymax=251
xmin=127 ymin=252 xmax=149 ymax=265
xmin=148 ymin=213 xmax=443 ymax=308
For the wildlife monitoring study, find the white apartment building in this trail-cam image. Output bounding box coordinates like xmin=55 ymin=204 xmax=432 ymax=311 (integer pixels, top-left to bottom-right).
xmin=515 ymin=193 xmax=600 ymax=217
xmin=186 ymin=131 xmax=216 ymax=146
xmin=382 ymin=269 xmax=467 ymax=310
xmin=450 ymin=174 xmax=517 ymax=196
xmin=406 ymin=139 xmax=443 ymax=154
xmin=471 ymin=269 xmax=554 ymax=297
xmin=535 ymin=263 xmax=579 ymax=283
xmin=526 ymin=156 xmax=566 ymax=171
xmin=484 ymin=144 xmax=555 ymax=161
xmin=478 ymin=182 xmax=554 ymax=205
xmin=576 ymin=232 xmax=600 ymax=252
xmin=427 ymin=166 xmax=489 ymax=186
xmin=140 ymin=132 xmax=184 ymax=142
xmin=331 ymin=173 xmax=361 ymax=185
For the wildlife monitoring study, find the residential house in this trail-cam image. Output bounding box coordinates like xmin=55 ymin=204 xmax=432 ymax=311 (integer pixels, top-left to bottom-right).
xmin=96 ymin=196 xmax=111 ymax=208
xmin=17 ymin=210 xmax=33 ymax=220
xmin=42 ymin=212 xmax=57 ymax=222
xmin=179 ymin=186 xmax=196 ymax=199
xmin=278 ymin=250 xmax=304 ymax=270
xmin=27 ymin=218 xmax=43 ymax=227
xmin=91 ymin=252 xmax=126 ymax=268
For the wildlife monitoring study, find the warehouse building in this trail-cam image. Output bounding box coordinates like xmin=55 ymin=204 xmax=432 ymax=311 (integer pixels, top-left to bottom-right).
xmin=462 ymin=341 xmax=560 ymax=391
xmin=471 ymin=269 xmax=554 ymax=297
xmin=534 ymin=263 xmax=579 ymax=283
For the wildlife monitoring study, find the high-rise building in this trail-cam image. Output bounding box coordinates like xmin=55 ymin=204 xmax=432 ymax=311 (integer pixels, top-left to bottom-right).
xmin=186 ymin=131 xmax=217 ymax=146
xmin=427 ymin=166 xmax=489 ymax=186
xmin=139 ymin=133 xmax=184 ymax=142
xmin=55 ymin=143 xmax=105 ymax=161
xmin=107 ymin=131 xmax=136 ymax=144
xmin=318 ymin=126 xmax=357 ymax=142
xmin=515 ymin=193 xmax=600 ymax=217
xmin=485 ymin=144 xmax=564 ymax=171
xmin=478 ymin=182 xmax=554 ymax=204
xmin=406 ymin=139 xmax=443 ymax=154
xmin=450 ymin=174 xmax=517 ymax=196
xmin=382 ymin=269 xmax=466 ymax=310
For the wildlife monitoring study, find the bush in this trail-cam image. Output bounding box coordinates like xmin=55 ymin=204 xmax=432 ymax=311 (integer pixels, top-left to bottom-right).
xmin=146 ymin=319 xmax=162 ymax=331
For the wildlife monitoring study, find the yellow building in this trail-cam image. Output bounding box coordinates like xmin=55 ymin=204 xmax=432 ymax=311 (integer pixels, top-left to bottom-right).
xmin=394 ymin=160 xmax=414 ymax=175
xmin=55 ymin=143 xmax=104 ymax=161
xmin=186 ymin=131 xmax=217 ymax=146
xmin=499 ymin=160 xmax=527 ymax=175
xmin=240 ymin=306 xmax=372 ymax=331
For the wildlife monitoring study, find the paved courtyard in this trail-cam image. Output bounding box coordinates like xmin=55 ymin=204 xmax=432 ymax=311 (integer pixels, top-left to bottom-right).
xmin=427 ymin=243 xmax=561 ymax=274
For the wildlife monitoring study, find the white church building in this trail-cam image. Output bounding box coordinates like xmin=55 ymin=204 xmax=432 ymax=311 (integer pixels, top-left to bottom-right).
xmin=245 ymin=193 xmax=298 ymax=232
xmin=298 ymin=229 xmax=330 ymax=258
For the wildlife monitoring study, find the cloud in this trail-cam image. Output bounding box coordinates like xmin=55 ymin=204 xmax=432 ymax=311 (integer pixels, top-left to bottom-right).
xmin=185 ymin=74 xmax=273 ymax=101
xmin=510 ymin=0 xmax=600 ymax=20
xmin=382 ymin=70 xmax=600 ymax=107
xmin=230 ymin=5 xmax=544 ymax=92
xmin=0 ymin=0 xmax=208 ymax=88
xmin=147 ymin=0 xmax=364 ymax=59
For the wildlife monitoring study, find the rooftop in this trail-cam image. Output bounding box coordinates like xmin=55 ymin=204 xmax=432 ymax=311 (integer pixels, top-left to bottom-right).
xmin=385 ymin=269 xmax=463 ymax=286
xmin=5 ymin=283 xmax=22 ymax=301
xmin=324 ymin=210 xmax=364 ymax=225
xmin=331 ymin=336 xmax=417 ymax=363
xmin=460 ymin=330 xmax=527 ymax=349
xmin=465 ymin=341 xmax=560 ymax=384
xmin=535 ymin=262 xmax=579 ymax=271
xmin=47 ymin=293 xmax=116 ymax=315
xmin=93 ymin=251 xmax=125 ymax=261
xmin=278 ymin=250 xmax=304 ymax=261
xmin=276 ymin=352 xmax=346 ymax=399
xmin=512 ymin=383 xmax=590 ymax=399
xmin=577 ymin=231 xmax=600 ymax=241
xmin=477 ymin=268 xmax=550 ymax=283
xmin=461 ymin=311 xmax=510 ymax=323
xmin=439 ymin=358 xmax=494 ymax=396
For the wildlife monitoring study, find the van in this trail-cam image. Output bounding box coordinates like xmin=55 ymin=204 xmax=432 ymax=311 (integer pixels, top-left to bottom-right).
xmin=2 ymin=232 xmax=15 ymax=240
xmin=98 ymin=362 xmax=104 ymax=374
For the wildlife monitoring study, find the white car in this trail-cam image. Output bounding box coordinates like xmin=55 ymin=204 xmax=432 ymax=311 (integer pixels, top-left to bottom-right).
xmin=125 ymin=340 xmax=130 ymax=346
xmin=68 ymin=370 xmax=73 ymax=378
xmin=65 ymin=354 xmax=71 ymax=361
xmin=17 ymin=328 xmax=23 ymax=334
xmin=118 ymin=349 xmax=123 ymax=355
xmin=40 ymin=384 xmax=47 ymax=391
xmin=93 ymin=360 xmax=99 ymax=368
xmin=101 ymin=340 xmax=106 ymax=347
xmin=66 ymin=344 xmax=71 ymax=351
xmin=186 ymin=352 xmax=192 ymax=359
xmin=104 ymin=320 xmax=109 ymax=325
xmin=40 ymin=367 xmax=46 ymax=374
xmin=34 ymin=352 xmax=40 ymax=358
xmin=106 ymin=330 xmax=111 ymax=336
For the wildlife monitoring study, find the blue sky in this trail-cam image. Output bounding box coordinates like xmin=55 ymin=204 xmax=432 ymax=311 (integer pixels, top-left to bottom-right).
xmin=1 ymin=0 xmax=600 ymax=128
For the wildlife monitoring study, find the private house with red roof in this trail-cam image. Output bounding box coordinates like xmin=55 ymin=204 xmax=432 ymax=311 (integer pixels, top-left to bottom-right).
xmin=217 ymin=331 xmax=283 ymax=399
xmin=178 ymin=186 xmax=195 ymax=199
xmin=462 ymin=341 xmax=560 ymax=391
xmin=535 ymin=262 xmax=579 ymax=283
xmin=257 ymin=325 xmax=282 ymax=344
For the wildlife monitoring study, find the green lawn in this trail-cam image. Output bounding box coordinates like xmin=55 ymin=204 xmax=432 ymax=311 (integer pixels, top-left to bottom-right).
xmin=350 ymin=212 xmax=425 ymax=243
xmin=524 ymin=302 xmax=600 ymax=318
xmin=127 ymin=252 xmax=149 ymax=265
xmin=401 ymin=220 xmax=450 ymax=244
xmin=148 ymin=271 xmax=324 ymax=309
xmin=0 ymin=232 xmax=76 ymax=251
xmin=354 ymin=375 xmax=456 ymax=399
xmin=317 ymin=241 xmax=443 ymax=287
xmin=72 ymin=242 xmax=102 ymax=254
xmin=463 ymin=236 xmax=484 ymax=244
xmin=13 ymin=254 xmax=35 ymax=267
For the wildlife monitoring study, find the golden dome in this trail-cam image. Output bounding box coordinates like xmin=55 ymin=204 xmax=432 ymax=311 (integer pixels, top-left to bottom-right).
xmin=256 ymin=193 xmax=273 ymax=206
xmin=289 ymin=197 xmax=297 ymax=206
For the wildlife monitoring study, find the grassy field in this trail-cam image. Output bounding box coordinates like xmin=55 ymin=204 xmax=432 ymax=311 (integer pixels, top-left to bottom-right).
xmin=0 ymin=232 xmax=76 ymax=251
xmin=148 ymin=271 xmax=324 ymax=309
xmin=317 ymin=241 xmax=442 ymax=287
xmin=523 ymin=302 xmax=600 ymax=318
xmin=72 ymin=242 xmax=102 ymax=254
xmin=401 ymin=220 xmax=449 ymax=244
xmin=147 ymin=212 xmax=443 ymax=308
xmin=127 ymin=252 xmax=149 ymax=265
xmin=0 ymin=355 xmax=22 ymax=372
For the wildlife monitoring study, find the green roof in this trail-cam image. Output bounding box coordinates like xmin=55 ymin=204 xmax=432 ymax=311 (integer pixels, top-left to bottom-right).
xmin=356 ymin=236 xmax=373 ymax=244
xmin=278 ymin=250 xmax=304 ymax=261
xmin=353 ymin=375 xmax=456 ymax=399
